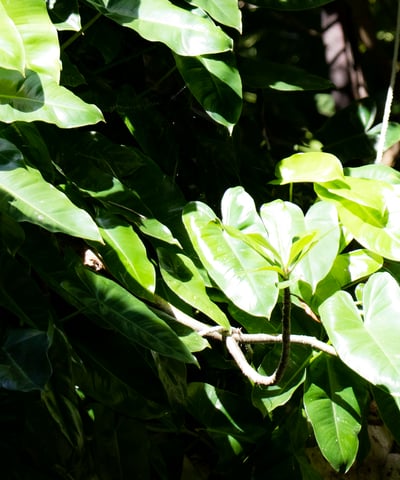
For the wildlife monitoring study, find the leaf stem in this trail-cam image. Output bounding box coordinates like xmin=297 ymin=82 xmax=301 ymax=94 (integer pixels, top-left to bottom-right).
xmin=60 ymin=12 xmax=102 ymax=52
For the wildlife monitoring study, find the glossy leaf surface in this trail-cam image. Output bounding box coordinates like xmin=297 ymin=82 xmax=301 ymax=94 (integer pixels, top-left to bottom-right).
xmin=0 ymin=139 xmax=102 ymax=241
xmin=95 ymin=211 xmax=156 ymax=296
xmin=86 ymin=0 xmax=233 ymax=56
xmin=304 ymin=354 xmax=366 ymax=473
xmin=184 ymin=0 xmax=241 ymax=31
xmin=273 ymin=152 xmax=344 ymax=185
xmin=64 ymin=267 xmax=196 ymax=364
xmin=174 ymin=53 xmax=242 ymax=130
xmin=158 ymin=247 xmax=230 ymax=329
xmin=316 ymin=178 xmax=400 ymax=260
xmin=319 ymin=273 xmax=400 ymax=397
xmin=183 ymin=201 xmax=278 ymax=317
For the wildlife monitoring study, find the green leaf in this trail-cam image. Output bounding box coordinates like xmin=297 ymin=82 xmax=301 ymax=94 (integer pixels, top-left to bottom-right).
xmin=316 ymin=178 xmax=400 ymax=260
xmin=260 ymin=199 xmax=305 ymax=269
xmin=63 ymin=266 xmax=196 ymax=364
xmin=0 ymin=139 xmax=102 ymax=242
xmin=220 ymin=186 xmax=266 ymax=234
xmin=304 ymin=354 xmax=366 ymax=473
xmin=253 ymin=345 xmax=311 ymax=415
xmin=95 ymin=210 xmax=156 ymax=296
xmin=0 ymin=2 xmax=25 ymax=72
xmin=187 ymin=382 xmax=265 ymax=441
xmin=0 ymin=328 xmax=52 ymax=392
xmin=240 ymin=59 xmax=333 ymax=91
xmin=184 ymin=0 xmax=241 ymax=31
xmin=0 ymin=70 xmax=104 ymax=127
xmin=293 ymin=201 xmax=340 ymax=291
xmin=174 ymin=53 xmax=242 ymax=130
xmin=183 ymin=201 xmax=279 ymax=318
xmin=1 ymin=0 xmax=61 ymax=80
xmin=273 ymin=152 xmax=344 ymax=185
xmin=312 ymin=249 xmax=383 ymax=307
xmin=158 ymin=247 xmax=230 ymax=329
xmin=249 ymin=0 xmax=335 ymax=9
xmin=86 ymin=0 xmax=233 ymax=56
xmin=319 ymin=272 xmax=400 ymax=397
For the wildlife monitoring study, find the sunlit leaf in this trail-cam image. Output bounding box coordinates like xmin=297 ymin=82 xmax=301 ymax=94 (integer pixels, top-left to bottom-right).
xmin=184 ymin=0 xmax=241 ymax=31
xmin=260 ymin=199 xmax=305 ymax=269
xmin=95 ymin=210 xmax=156 ymax=296
xmin=319 ymin=273 xmax=400 ymax=397
xmin=316 ymin=178 xmax=400 ymax=260
xmin=0 ymin=139 xmax=102 ymax=242
xmin=293 ymin=201 xmax=340 ymax=291
xmin=183 ymin=201 xmax=278 ymax=318
xmin=158 ymin=247 xmax=230 ymax=329
xmin=273 ymin=152 xmax=344 ymax=185
xmin=1 ymin=0 xmax=61 ymax=80
xmin=0 ymin=71 xmax=103 ymax=127
xmin=174 ymin=53 xmax=242 ymax=130
xmin=86 ymin=0 xmax=233 ymax=56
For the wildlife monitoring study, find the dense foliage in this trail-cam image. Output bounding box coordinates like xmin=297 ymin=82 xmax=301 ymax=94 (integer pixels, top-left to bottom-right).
xmin=2 ymin=0 xmax=400 ymax=478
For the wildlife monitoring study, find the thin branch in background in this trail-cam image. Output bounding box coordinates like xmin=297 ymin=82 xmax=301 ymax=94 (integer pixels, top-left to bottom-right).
xmin=375 ymin=0 xmax=400 ymax=164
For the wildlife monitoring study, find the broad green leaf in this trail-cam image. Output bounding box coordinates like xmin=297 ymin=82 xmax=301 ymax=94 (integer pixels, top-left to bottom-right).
xmin=95 ymin=211 xmax=156 ymax=296
xmin=250 ymin=0 xmax=334 ymax=9
xmin=240 ymin=59 xmax=333 ymax=91
xmin=273 ymin=152 xmax=343 ymax=185
xmin=260 ymin=199 xmax=305 ymax=269
xmin=187 ymin=382 xmax=265 ymax=441
xmin=63 ymin=267 xmax=196 ymax=364
xmin=174 ymin=53 xmax=242 ymax=130
xmin=1 ymin=0 xmax=61 ymax=81
xmin=0 ymin=328 xmax=52 ymax=392
xmin=293 ymin=201 xmax=340 ymax=291
xmin=220 ymin=187 xmax=281 ymax=264
xmin=316 ymin=179 xmax=400 ymax=260
xmin=220 ymin=186 xmax=266 ymax=234
xmin=183 ymin=201 xmax=278 ymax=318
xmin=253 ymin=345 xmax=311 ymax=415
xmin=0 ymin=70 xmax=103 ymax=127
xmin=316 ymin=177 xmax=387 ymax=216
xmin=304 ymin=354 xmax=366 ymax=473
xmin=0 ymin=2 xmax=25 ymax=72
xmin=184 ymin=0 xmax=241 ymax=31
xmin=0 ymin=139 xmax=102 ymax=242
xmin=345 ymin=163 xmax=400 ymax=186
xmin=86 ymin=0 xmax=233 ymax=56
xmin=158 ymin=247 xmax=230 ymax=329
xmin=319 ymin=273 xmax=400 ymax=397
xmin=312 ymin=249 xmax=383 ymax=307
